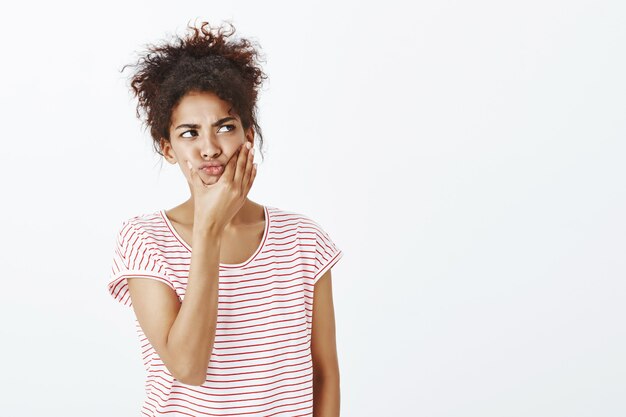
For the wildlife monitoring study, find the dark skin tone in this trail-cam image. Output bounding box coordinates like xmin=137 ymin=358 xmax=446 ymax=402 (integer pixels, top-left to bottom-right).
xmin=157 ymin=90 xmax=341 ymax=415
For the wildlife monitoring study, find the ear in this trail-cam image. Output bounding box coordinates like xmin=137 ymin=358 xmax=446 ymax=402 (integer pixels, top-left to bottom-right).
xmin=160 ymin=138 xmax=176 ymax=163
xmin=245 ymin=127 xmax=255 ymax=145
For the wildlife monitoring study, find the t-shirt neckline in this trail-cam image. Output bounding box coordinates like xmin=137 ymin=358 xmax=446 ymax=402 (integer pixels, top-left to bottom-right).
xmin=158 ymin=205 xmax=270 ymax=269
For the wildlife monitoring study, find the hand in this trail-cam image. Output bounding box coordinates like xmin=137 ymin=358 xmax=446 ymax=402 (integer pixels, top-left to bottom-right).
xmin=185 ymin=142 xmax=257 ymax=233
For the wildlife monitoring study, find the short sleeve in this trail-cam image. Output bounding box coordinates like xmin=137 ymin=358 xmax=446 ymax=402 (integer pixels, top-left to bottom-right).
xmin=311 ymin=221 xmax=344 ymax=285
xmin=107 ymin=219 xmax=175 ymax=308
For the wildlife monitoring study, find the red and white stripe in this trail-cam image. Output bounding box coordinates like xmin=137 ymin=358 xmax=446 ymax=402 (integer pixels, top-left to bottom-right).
xmin=107 ymin=205 xmax=343 ymax=416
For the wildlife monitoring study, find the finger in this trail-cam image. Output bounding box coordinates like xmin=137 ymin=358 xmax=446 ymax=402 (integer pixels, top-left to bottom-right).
xmin=186 ymin=160 xmax=206 ymax=189
xmin=186 ymin=160 xmax=196 ymax=186
xmin=246 ymin=162 xmax=258 ymax=195
xmin=242 ymin=144 xmax=254 ymax=191
xmin=232 ymin=142 xmax=250 ymax=188
xmin=220 ymin=143 xmax=244 ymax=184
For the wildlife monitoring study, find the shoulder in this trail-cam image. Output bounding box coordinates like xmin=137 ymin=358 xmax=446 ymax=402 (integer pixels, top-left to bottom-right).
xmin=266 ymin=205 xmax=325 ymax=232
xmin=115 ymin=210 xmax=166 ymax=245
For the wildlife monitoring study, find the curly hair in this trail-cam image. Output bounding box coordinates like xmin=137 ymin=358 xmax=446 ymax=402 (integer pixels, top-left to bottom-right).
xmin=120 ymin=20 xmax=268 ymax=163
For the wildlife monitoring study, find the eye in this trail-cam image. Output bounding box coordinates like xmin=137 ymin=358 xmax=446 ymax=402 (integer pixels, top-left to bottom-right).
xmin=180 ymin=124 xmax=235 ymax=138
xmin=218 ymin=124 xmax=236 ymax=133
xmin=180 ymin=130 xmax=197 ymax=138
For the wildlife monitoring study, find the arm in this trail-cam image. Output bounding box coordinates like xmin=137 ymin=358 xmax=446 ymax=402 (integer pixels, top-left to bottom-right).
xmin=127 ymin=224 xmax=222 ymax=386
xmin=311 ymin=268 xmax=341 ymax=417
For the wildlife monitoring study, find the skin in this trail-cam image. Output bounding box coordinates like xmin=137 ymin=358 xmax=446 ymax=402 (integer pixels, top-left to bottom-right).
xmin=160 ymin=90 xmax=259 ymax=232
xmin=158 ymin=90 xmax=341 ymax=416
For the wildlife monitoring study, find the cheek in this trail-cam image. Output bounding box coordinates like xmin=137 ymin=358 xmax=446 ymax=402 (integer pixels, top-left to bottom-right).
xmin=179 ymin=159 xmax=193 ymax=179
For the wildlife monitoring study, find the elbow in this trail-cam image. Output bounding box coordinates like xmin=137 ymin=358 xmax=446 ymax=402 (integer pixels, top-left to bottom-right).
xmin=313 ymin=360 xmax=341 ymax=384
xmin=178 ymin=375 xmax=206 ymax=386
xmin=176 ymin=369 xmax=207 ymax=386
xmin=165 ymin=343 xmax=212 ymax=386
xmin=173 ymin=361 xmax=208 ymax=386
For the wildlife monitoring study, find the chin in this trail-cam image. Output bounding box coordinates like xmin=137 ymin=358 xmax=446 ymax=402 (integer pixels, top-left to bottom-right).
xmin=202 ymin=173 xmax=221 ymax=182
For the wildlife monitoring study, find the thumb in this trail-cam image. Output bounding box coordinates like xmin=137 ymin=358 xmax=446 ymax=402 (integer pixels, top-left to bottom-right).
xmin=186 ymin=160 xmax=205 ymax=188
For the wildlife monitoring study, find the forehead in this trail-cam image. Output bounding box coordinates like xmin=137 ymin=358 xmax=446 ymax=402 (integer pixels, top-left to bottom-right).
xmin=171 ymin=91 xmax=235 ymax=122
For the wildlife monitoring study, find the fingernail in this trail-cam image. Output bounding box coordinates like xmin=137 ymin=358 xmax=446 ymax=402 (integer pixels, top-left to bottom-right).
xmin=246 ymin=142 xmax=252 ymax=149
xmin=186 ymin=160 xmax=192 ymax=169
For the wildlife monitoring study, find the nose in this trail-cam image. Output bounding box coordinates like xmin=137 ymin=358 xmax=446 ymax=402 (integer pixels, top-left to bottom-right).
xmin=199 ymin=131 xmax=221 ymax=158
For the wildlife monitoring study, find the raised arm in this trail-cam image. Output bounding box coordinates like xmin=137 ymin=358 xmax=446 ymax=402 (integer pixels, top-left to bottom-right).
xmin=126 ymin=140 xmax=255 ymax=386
xmin=127 ymin=225 xmax=222 ymax=386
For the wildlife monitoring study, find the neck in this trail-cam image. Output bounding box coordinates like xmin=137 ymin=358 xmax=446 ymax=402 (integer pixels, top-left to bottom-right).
xmin=182 ymin=197 xmax=256 ymax=228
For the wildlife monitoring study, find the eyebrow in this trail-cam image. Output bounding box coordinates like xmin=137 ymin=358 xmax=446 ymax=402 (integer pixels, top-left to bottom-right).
xmin=175 ymin=116 xmax=237 ymax=130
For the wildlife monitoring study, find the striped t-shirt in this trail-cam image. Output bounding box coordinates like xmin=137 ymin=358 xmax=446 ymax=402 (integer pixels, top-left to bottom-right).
xmin=107 ymin=205 xmax=343 ymax=417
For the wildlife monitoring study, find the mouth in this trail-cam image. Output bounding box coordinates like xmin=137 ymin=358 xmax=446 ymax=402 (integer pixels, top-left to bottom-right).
xmin=201 ymin=166 xmax=224 ymax=176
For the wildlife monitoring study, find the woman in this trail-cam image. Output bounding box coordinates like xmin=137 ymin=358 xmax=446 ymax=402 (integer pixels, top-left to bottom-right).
xmin=107 ymin=20 xmax=343 ymax=417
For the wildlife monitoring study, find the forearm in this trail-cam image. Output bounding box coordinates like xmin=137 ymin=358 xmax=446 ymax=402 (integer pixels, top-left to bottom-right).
xmin=166 ymin=224 xmax=222 ymax=385
xmin=313 ymin=371 xmax=341 ymax=417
